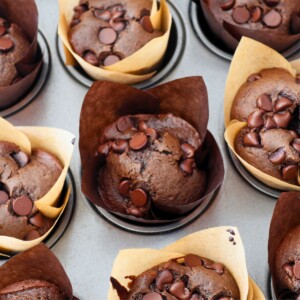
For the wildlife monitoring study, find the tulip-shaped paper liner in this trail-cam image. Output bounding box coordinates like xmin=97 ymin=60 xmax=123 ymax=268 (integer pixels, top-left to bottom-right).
xmin=58 ymin=0 xmax=172 ymax=84
xmin=0 ymin=0 xmax=43 ymax=108
xmin=268 ymin=192 xmax=300 ymax=298
xmin=224 ymin=37 xmax=300 ymax=191
xmin=108 ymin=227 xmax=265 ymax=300
xmin=0 ymin=244 xmax=74 ymax=299
xmin=80 ymin=77 xmax=224 ymax=223
xmin=0 ymin=117 xmax=74 ymax=255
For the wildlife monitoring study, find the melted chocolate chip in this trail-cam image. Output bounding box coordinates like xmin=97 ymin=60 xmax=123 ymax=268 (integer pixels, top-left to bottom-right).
xmin=169 ymin=281 xmax=190 ymax=300
xmin=99 ymin=28 xmax=117 ymax=45
xmin=184 ymin=254 xmax=203 ymax=267
xmin=140 ymin=16 xmax=154 ymax=33
xmin=83 ymin=51 xmax=99 ymax=66
xmin=98 ymin=142 xmax=112 ymax=156
xmin=206 ymin=262 xmax=224 ymax=275
xmin=265 ymin=116 xmax=277 ymax=129
xmin=282 ymin=165 xmax=298 ymax=180
xmin=292 ymin=139 xmax=300 ymax=153
xmin=117 ymin=116 xmax=134 ymax=132
xmin=12 ymin=151 xmax=30 ymax=168
xmin=138 ymin=120 xmax=148 ymax=131
xmin=129 ymin=133 xmax=148 ymax=151
xmin=243 ymin=132 xmax=260 ymax=147
xmin=256 ymin=94 xmax=272 ymax=112
xmin=0 ymin=26 xmax=6 ymax=37
xmin=103 ymin=54 xmax=120 ymax=66
xmin=274 ymin=97 xmax=293 ymax=112
xmin=232 ymin=6 xmax=250 ymax=24
xmin=247 ymin=110 xmax=265 ymax=129
xmin=112 ymin=140 xmax=128 ymax=154
xmin=251 ymin=6 xmax=262 ymax=23
xmin=29 ymin=212 xmax=44 ymax=228
xmin=180 ymin=159 xmax=195 ymax=175
xmin=269 ymin=148 xmax=286 ymax=165
xmin=130 ymin=189 xmax=147 ymax=207
xmin=273 ymin=111 xmax=291 ymax=128
xmin=119 ymin=179 xmax=131 ymax=197
xmin=145 ymin=128 xmax=157 ymax=140
xmin=0 ymin=191 xmax=9 ymax=205
xmin=0 ymin=37 xmax=14 ymax=52
xmin=247 ymin=73 xmax=261 ymax=83
xmin=263 ymin=10 xmax=282 ymax=28
xmin=12 ymin=196 xmax=33 ymax=216
xmin=219 ymin=0 xmax=235 ymax=10
xmin=181 ymin=143 xmax=195 ymax=158
xmin=94 ymin=9 xmax=112 ymax=21
xmin=156 ymin=269 xmax=174 ymax=291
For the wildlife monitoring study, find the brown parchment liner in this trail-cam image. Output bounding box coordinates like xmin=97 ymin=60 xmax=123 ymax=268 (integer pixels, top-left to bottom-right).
xmin=108 ymin=227 xmax=265 ymax=300
xmin=268 ymin=192 xmax=300 ymax=298
xmin=0 ymin=244 xmax=73 ymax=298
xmin=58 ymin=0 xmax=172 ymax=85
xmin=224 ymin=37 xmax=300 ymax=191
xmin=200 ymin=1 xmax=300 ymax=53
xmin=0 ymin=0 xmax=43 ymax=109
xmin=79 ymin=77 xmax=224 ymax=223
xmin=0 ymin=117 xmax=75 ymax=255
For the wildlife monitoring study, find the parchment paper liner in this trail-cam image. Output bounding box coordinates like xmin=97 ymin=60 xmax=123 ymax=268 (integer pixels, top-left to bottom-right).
xmin=79 ymin=77 xmax=224 ymax=223
xmin=224 ymin=37 xmax=300 ymax=191
xmin=268 ymin=192 xmax=300 ymax=298
xmin=0 ymin=0 xmax=43 ymax=108
xmin=200 ymin=1 xmax=300 ymax=53
xmin=58 ymin=0 xmax=172 ymax=85
xmin=108 ymin=227 xmax=265 ymax=300
xmin=0 ymin=244 xmax=73 ymax=298
xmin=0 ymin=117 xmax=74 ymax=255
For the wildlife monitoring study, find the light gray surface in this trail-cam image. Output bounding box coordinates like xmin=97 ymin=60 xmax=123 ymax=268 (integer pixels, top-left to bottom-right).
xmin=3 ymin=0 xmax=300 ymax=299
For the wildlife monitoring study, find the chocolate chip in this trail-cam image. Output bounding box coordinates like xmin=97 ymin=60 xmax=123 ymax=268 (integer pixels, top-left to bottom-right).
xmin=275 ymin=97 xmax=293 ymax=112
xmin=98 ymin=142 xmax=112 ymax=156
xmin=0 ymin=26 xmax=6 ymax=37
xmin=94 ymin=9 xmax=111 ymax=21
xmin=83 ymin=51 xmax=99 ymax=66
xmin=142 ymin=292 xmax=163 ymax=300
xmin=247 ymin=73 xmax=261 ymax=83
xmin=129 ymin=133 xmax=148 ymax=151
xmin=282 ymin=263 xmax=294 ymax=278
xmin=0 ymin=37 xmax=14 ymax=52
xmin=263 ymin=10 xmax=282 ymax=28
xmin=294 ymin=261 xmax=300 ymax=279
xmin=126 ymin=207 xmax=144 ymax=217
xmin=184 ymin=254 xmax=203 ymax=267
xmin=292 ymin=139 xmax=300 ymax=153
xmin=156 ymin=270 xmax=174 ymax=291
xmin=265 ymin=116 xmax=277 ymax=129
xmin=117 ymin=116 xmax=134 ymax=132
xmin=269 ymin=148 xmax=286 ymax=165
xmin=70 ymin=19 xmax=80 ymax=27
xmin=12 ymin=151 xmax=30 ymax=168
xmin=12 ymin=196 xmax=33 ymax=216
xmin=256 ymin=94 xmax=272 ymax=112
xmin=145 ymin=128 xmax=157 ymax=140
xmin=181 ymin=143 xmax=195 ymax=158
xmin=247 ymin=110 xmax=265 ymax=128
xmin=206 ymin=263 xmax=224 ymax=275
xmin=110 ymin=20 xmax=126 ymax=32
xmin=0 ymin=191 xmax=8 ymax=205
xmin=103 ymin=54 xmax=120 ymax=66
xmin=130 ymin=189 xmax=147 ymax=207
xmin=232 ymin=6 xmax=250 ymax=24
xmin=251 ymin=6 xmax=262 ymax=23
xmin=29 ymin=212 xmax=44 ymax=228
xmin=243 ymin=132 xmax=260 ymax=147
xmin=169 ymin=281 xmax=190 ymax=300
xmin=263 ymin=0 xmax=280 ymax=6
xmin=180 ymin=159 xmax=195 ymax=175
xmin=190 ymin=295 xmax=202 ymax=300
xmin=112 ymin=11 xmax=125 ymax=20
xmin=219 ymin=0 xmax=235 ymax=10
xmin=273 ymin=111 xmax=291 ymax=128
xmin=119 ymin=179 xmax=131 ymax=197
xmin=24 ymin=230 xmax=40 ymax=241
xmin=226 ymin=229 xmax=235 ymax=235
xmin=140 ymin=16 xmax=154 ymax=33
xmin=112 ymin=140 xmax=128 ymax=154
xmin=99 ymin=28 xmax=117 ymax=45
xmin=138 ymin=120 xmax=148 ymax=131
xmin=291 ymin=13 xmax=300 ymax=34
xmin=282 ymin=165 xmax=298 ymax=181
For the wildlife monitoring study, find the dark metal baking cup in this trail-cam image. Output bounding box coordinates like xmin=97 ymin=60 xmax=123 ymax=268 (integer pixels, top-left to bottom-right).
xmin=56 ymin=0 xmax=186 ymax=90
xmin=0 ymin=30 xmax=51 ymax=118
xmin=83 ymin=186 xmax=220 ymax=235
xmin=269 ymin=275 xmax=276 ymax=300
xmin=0 ymin=169 xmax=76 ymax=259
xmin=188 ymin=0 xmax=300 ymax=62
xmin=227 ymin=147 xmax=280 ymax=199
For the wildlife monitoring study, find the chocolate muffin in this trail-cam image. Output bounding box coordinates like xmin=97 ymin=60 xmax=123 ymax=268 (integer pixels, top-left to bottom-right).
xmin=97 ymin=114 xmax=206 ymax=218
xmin=68 ymin=0 xmax=163 ymax=67
xmin=200 ymin=0 xmax=300 ymax=52
xmin=231 ymin=68 xmax=300 ymax=184
xmin=0 ymin=141 xmax=63 ymax=240
xmin=0 ymin=17 xmax=30 ymax=87
xmin=111 ymin=254 xmax=240 ymax=300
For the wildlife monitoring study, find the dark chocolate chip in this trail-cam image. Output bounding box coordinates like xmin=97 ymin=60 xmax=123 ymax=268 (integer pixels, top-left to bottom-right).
xmin=145 ymin=128 xmax=157 ymax=140
xmin=94 ymin=9 xmax=111 ymax=21
xmin=265 ymin=116 xmax=277 ymax=129
xmin=269 ymin=148 xmax=286 ymax=165
xmin=180 ymin=159 xmax=195 ymax=175
xmin=282 ymin=263 xmax=294 ymax=278
xmin=263 ymin=10 xmax=282 ymax=28
xmin=117 ymin=116 xmax=134 ymax=132
xmin=282 ymin=165 xmax=298 ymax=181
xmin=142 ymin=293 xmax=163 ymax=300
xmin=12 ymin=196 xmax=33 ymax=216
xmin=140 ymin=8 xmax=150 ymax=18
xmin=126 ymin=207 xmax=144 ymax=217
xmin=0 ymin=26 xmax=6 ymax=37
xmin=184 ymin=254 xmax=203 ymax=267
xmin=110 ymin=20 xmax=126 ymax=32
xmin=156 ymin=269 xmax=174 ymax=291
xmin=0 ymin=37 xmax=14 ymax=52
xmin=24 ymin=230 xmax=40 ymax=241
xmin=119 ymin=179 xmax=131 ymax=197
xmin=273 ymin=111 xmax=291 ymax=128
xmin=130 ymin=189 xmax=147 ymax=207
xmin=291 ymin=13 xmax=300 ymax=34
xmin=251 ymin=6 xmax=262 ymax=22
xmin=274 ymin=97 xmax=293 ymax=112
xmin=129 ymin=133 xmax=148 ymax=151
xmin=138 ymin=120 xmax=148 ymax=131
xmin=206 ymin=262 xmax=224 ymax=275
xmin=219 ymin=0 xmax=235 ymax=10
xmin=169 ymin=281 xmax=190 ymax=300
xmin=70 ymin=19 xmax=80 ymax=27
xmin=83 ymin=51 xmax=99 ymax=66
xmin=256 ymin=94 xmax=272 ymax=112
xmin=99 ymin=28 xmax=117 ymax=45
xmin=292 ymin=139 xmax=300 ymax=153
xmin=247 ymin=73 xmax=261 ymax=83
xmin=29 ymin=212 xmax=44 ymax=228
xmin=0 ymin=191 xmax=9 ymax=205
xmin=97 ymin=142 xmax=112 ymax=156
xmin=294 ymin=261 xmax=300 ymax=280
xmin=140 ymin=16 xmax=154 ymax=33
xmin=232 ymin=6 xmax=250 ymax=24
xmin=181 ymin=143 xmax=195 ymax=158
xmin=247 ymin=110 xmax=264 ymax=128
xmin=12 ymin=151 xmax=30 ymax=168
xmin=263 ymin=0 xmax=280 ymax=6
xmin=112 ymin=140 xmax=128 ymax=154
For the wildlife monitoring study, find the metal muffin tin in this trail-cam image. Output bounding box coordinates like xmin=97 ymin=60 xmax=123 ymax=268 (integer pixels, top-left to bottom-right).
xmin=2 ymin=0 xmax=300 ymax=299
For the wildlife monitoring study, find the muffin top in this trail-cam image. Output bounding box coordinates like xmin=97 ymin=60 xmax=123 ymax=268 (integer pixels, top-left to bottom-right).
xmin=68 ymin=0 xmax=163 ymax=67
xmin=97 ymin=114 xmax=206 ymax=218
xmin=0 ymin=17 xmax=30 ymax=87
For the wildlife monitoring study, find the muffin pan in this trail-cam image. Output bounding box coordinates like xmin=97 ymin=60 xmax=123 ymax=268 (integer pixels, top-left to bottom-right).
xmin=2 ymin=0 xmax=300 ymax=299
